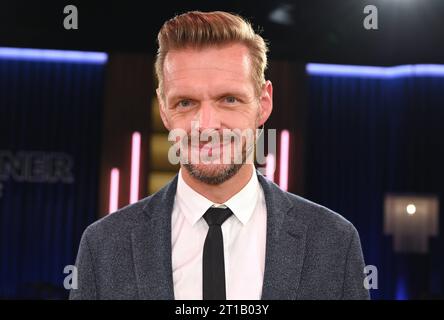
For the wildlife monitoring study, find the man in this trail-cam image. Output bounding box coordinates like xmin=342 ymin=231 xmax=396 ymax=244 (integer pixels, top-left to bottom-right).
xmin=70 ymin=11 xmax=369 ymax=300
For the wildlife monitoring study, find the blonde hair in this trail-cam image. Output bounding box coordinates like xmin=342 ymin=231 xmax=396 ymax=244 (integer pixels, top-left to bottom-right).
xmin=155 ymin=11 xmax=269 ymax=97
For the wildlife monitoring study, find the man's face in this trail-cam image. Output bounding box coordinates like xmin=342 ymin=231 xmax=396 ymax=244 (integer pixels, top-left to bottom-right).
xmin=158 ymin=43 xmax=272 ymax=184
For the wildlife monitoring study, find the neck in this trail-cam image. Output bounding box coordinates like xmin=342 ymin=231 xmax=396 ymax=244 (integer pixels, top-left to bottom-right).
xmin=181 ymin=164 xmax=254 ymax=204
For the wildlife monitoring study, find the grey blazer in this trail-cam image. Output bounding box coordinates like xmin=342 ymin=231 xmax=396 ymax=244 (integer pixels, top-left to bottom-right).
xmin=70 ymin=172 xmax=370 ymax=300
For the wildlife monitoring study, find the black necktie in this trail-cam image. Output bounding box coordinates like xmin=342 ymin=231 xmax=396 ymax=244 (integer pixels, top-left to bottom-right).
xmin=202 ymin=206 xmax=233 ymax=300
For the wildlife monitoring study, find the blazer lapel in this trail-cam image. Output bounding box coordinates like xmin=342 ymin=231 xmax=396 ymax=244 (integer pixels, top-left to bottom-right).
xmin=258 ymin=173 xmax=308 ymax=300
xmin=129 ymin=171 xmax=307 ymax=300
xmin=131 ymin=175 xmax=178 ymax=299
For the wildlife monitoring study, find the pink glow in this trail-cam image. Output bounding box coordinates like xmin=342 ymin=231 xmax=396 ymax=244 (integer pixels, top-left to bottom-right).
xmin=279 ymin=130 xmax=290 ymax=191
xmin=265 ymin=153 xmax=276 ymax=182
xmin=130 ymin=132 xmax=141 ymax=204
xmin=109 ymin=168 xmax=120 ymax=214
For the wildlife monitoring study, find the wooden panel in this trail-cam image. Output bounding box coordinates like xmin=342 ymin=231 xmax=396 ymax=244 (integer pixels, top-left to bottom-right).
xmin=99 ymin=53 xmax=153 ymax=217
xmin=148 ymin=172 xmax=177 ymax=194
xmin=150 ymin=134 xmax=179 ymax=172
xmin=266 ymin=61 xmax=308 ymax=196
xmin=151 ymin=97 xmax=168 ymax=133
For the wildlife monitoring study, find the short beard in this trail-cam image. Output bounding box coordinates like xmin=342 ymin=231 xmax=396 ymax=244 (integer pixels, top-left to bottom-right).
xmin=180 ymin=111 xmax=260 ymax=186
xmin=182 ymin=163 xmax=243 ymax=185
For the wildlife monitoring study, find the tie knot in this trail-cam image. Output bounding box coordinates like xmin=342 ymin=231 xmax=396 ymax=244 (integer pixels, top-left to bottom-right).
xmin=203 ymin=207 xmax=233 ymax=226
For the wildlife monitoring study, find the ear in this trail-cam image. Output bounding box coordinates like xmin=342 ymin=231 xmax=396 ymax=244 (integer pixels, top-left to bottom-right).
xmin=258 ymin=80 xmax=273 ymax=126
xmin=156 ymin=88 xmax=171 ymax=131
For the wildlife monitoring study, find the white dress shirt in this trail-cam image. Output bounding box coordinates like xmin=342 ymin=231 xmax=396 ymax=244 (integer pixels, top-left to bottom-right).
xmin=171 ymin=168 xmax=267 ymax=300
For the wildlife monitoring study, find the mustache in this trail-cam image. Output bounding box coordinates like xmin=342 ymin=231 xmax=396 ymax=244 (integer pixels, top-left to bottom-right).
xmin=183 ymin=131 xmax=246 ymax=145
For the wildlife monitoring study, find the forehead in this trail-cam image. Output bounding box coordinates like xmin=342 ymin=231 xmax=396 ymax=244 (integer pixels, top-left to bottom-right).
xmin=162 ymin=43 xmax=253 ymax=93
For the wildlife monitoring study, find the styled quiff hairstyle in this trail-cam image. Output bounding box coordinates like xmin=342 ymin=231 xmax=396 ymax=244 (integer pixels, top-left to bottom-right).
xmin=155 ymin=11 xmax=269 ymax=97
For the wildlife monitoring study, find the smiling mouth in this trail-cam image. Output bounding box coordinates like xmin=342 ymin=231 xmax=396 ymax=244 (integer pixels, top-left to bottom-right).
xmin=196 ymin=142 xmax=231 ymax=154
xmin=198 ymin=141 xmax=230 ymax=148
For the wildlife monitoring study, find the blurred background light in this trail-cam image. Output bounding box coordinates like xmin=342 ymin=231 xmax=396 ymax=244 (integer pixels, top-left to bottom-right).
xmin=306 ymin=63 xmax=444 ymax=78
xmin=0 ymin=47 xmax=108 ymax=64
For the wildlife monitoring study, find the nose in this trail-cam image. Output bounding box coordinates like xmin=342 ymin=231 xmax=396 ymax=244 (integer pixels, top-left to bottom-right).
xmin=197 ymin=101 xmax=221 ymax=131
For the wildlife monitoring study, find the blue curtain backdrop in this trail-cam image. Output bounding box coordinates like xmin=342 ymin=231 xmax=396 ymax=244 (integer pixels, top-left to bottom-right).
xmin=306 ymin=72 xmax=444 ymax=299
xmin=0 ymin=54 xmax=106 ymax=298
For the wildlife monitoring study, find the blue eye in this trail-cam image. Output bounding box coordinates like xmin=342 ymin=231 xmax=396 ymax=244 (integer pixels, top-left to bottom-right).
xmin=178 ymin=99 xmax=193 ymax=108
xmin=224 ymin=96 xmax=237 ymax=103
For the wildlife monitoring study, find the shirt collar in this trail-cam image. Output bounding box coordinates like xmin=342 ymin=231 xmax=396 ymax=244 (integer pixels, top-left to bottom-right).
xmin=176 ymin=168 xmax=260 ymax=226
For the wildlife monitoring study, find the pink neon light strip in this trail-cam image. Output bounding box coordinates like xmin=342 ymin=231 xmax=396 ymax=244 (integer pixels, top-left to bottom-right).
xmin=130 ymin=132 xmax=141 ymax=204
xmin=109 ymin=168 xmax=120 ymax=214
xmin=265 ymin=153 xmax=275 ymax=182
xmin=279 ymin=130 xmax=290 ymax=191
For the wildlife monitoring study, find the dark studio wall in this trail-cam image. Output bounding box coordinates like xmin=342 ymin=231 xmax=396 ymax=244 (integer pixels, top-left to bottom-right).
xmin=0 ymin=56 xmax=106 ymax=298
xmin=306 ymin=74 xmax=444 ymax=299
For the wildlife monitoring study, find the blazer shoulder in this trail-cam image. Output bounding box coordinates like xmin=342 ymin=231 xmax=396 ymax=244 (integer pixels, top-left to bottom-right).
xmin=84 ymin=174 xmax=179 ymax=241
xmin=259 ymin=174 xmax=355 ymax=235
xmin=283 ymin=189 xmax=357 ymax=236
xmin=81 ymin=196 xmax=150 ymax=241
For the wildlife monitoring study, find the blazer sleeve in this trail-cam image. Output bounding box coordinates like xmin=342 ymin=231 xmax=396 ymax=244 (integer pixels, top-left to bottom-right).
xmin=341 ymin=225 xmax=370 ymax=300
xmin=69 ymin=228 xmax=97 ymax=300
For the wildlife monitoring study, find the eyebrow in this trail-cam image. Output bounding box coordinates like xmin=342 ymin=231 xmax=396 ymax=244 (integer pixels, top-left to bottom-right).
xmin=168 ymin=90 xmax=252 ymax=102
xmin=214 ymin=91 xmax=251 ymax=100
